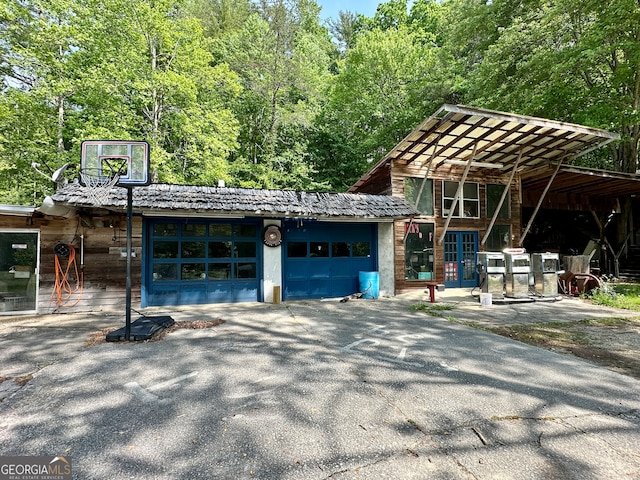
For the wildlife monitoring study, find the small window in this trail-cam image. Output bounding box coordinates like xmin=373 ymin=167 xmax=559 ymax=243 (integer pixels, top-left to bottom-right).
xmin=153 ymin=241 xmax=178 ymax=258
xmin=209 ymin=241 xmax=232 ymax=258
xmin=153 ymin=263 xmax=177 ymax=281
xmin=235 ymin=224 xmax=257 ymax=237
xmin=209 ymin=224 xmax=232 ymax=237
xmin=404 ymin=177 xmax=434 ymax=215
xmin=235 ymin=242 xmax=257 ymax=258
xmin=310 ymin=242 xmax=329 ymax=257
xmin=332 ymin=242 xmax=350 ymax=257
xmin=182 ymin=241 xmax=206 ymax=258
xmin=487 ymin=184 xmax=509 ymax=219
xmin=236 ymin=262 xmax=257 ymax=279
xmin=181 ymin=263 xmax=206 ymax=280
xmin=287 ymin=242 xmax=307 ymax=257
xmin=443 ymin=181 xmax=479 ymax=218
xmin=182 ymin=224 xmax=206 ymax=236
xmin=209 ymin=263 xmax=231 ymax=279
xmin=353 ymin=242 xmax=370 ymax=257
xmin=153 ymin=223 xmax=178 ymax=237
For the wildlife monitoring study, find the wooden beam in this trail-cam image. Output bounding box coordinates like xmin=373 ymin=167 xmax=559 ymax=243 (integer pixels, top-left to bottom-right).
xmin=519 ymin=158 xmax=565 ymax=246
xmin=481 ymin=147 xmax=522 ymax=247
xmin=438 ymin=143 xmax=477 ymax=245
xmin=403 ymin=134 xmax=442 ymax=243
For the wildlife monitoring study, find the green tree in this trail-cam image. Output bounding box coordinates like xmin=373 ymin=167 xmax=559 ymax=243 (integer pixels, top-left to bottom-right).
xmin=216 ymin=0 xmax=333 ymax=189
xmin=0 ymin=0 xmax=88 ymax=203
xmin=449 ymin=0 xmax=640 ymax=172
xmin=316 ymin=26 xmax=450 ymax=189
xmin=0 ymin=0 xmax=243 ymax=203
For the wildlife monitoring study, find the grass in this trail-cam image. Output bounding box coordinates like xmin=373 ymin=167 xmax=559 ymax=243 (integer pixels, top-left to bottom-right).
xmin=588 ymin=282 xmax=640 ymax=310
xmin=409 ymin=303 xmax=455 ymax=316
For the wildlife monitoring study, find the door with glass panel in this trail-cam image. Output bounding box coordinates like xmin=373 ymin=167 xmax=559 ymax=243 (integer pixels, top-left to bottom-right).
xmin=0 ymin=231 xmax=39 ymax=314
xmin=443 ymin=231 xmax=478 ymax=288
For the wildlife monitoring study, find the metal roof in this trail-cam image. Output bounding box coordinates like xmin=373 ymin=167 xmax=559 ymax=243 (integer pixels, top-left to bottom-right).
xmin=350 ymin=104 xmax=620 ymax=191
xmin=0 ymin=204 xmax=35 ymax=216
xmin=521 ymin=164 xmax=640 ymax=199
xmin=49 ymin=183 xmax=419 ymax=220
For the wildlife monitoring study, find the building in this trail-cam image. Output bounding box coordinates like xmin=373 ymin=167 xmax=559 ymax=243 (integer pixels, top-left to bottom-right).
xmin=0 ymin=186 xmax=417 ymax=314
xmin=347 ymin=104 xmax=640 ymax=293
xmin=5 ymin=104 xmax=640 ymax=315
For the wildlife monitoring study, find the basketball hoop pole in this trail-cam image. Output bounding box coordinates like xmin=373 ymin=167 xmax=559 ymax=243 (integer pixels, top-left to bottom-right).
xmin=125 ymin=187 xmax=133 ymax=341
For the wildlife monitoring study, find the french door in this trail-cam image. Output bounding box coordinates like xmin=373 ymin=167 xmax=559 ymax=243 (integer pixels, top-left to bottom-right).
xmin=443 ymin=231 xmax=478 ymax=288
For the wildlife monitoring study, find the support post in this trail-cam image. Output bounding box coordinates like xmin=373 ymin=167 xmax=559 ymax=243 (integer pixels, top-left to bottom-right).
xmin=481 ymin=148 xmax=522 ymax=247
xmin=438 ymin=143 xmax=477 ymax=245
xmin=519 ymin=158 xmax=565 ymax=246
xmin=125 ymin=187 xmax=133 ymax=341
xmin=404 ymin=134 xmax=442 ymax=243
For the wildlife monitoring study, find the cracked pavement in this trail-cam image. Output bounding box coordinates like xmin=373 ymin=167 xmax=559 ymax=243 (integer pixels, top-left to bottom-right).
xmin=1 ymin=291 xmax=640 ymax=479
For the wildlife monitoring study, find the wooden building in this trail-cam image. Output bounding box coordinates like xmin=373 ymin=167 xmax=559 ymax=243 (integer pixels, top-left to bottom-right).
xmin=5 ymin=104 xmax=640 ymax=315
xmin=348 ymin=104 xmax=632 ymax=293
xmin=0 ymin=187 xmax=417 ymax=314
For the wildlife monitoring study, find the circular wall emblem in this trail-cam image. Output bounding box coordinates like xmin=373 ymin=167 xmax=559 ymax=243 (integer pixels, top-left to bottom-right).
xmin=263 ymin=225 xmax=283 ymax=247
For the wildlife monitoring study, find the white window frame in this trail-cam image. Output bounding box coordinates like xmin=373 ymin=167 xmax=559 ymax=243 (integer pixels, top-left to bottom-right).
xmin=442 ymin=181 xmax=479 ymax=218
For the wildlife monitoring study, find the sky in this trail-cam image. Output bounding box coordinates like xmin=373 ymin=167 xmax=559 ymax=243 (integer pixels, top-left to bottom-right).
xmin=316 ymin=0 xmax=381 ymax=21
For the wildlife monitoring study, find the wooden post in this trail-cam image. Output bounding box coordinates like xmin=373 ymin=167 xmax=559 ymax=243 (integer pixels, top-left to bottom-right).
xmin=273 ymin=285 xmax=281 ymax=304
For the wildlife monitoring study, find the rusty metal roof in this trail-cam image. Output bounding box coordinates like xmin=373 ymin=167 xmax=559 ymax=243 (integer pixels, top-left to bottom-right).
xmin=350 ymin=104 xmax=620 ymax=192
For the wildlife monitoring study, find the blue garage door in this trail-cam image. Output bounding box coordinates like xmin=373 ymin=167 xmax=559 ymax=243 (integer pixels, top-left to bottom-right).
xmin=283 ymin=221 xmax=377 ymax=300
xmin=144 ymin=219 xmax=261 ymax=306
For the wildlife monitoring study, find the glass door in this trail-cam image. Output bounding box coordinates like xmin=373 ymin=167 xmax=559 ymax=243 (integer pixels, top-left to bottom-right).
xmin=443 ymin=231 xmax=478 ymax=288
xmin=0 ymin=230 xmax=39 ymax=313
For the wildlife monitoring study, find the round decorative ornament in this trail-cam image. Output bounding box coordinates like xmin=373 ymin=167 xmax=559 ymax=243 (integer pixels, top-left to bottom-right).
xmin=263 ymin=225 xmax=283 ymax=247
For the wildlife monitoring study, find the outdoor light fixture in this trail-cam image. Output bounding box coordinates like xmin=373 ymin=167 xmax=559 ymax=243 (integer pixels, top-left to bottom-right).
xmin=444 ymin=160 xmax=504 ymax=169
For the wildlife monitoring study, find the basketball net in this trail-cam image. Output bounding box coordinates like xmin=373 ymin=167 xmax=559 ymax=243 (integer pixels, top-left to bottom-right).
xmin=80 ymin=170 xmax=120 ymax=206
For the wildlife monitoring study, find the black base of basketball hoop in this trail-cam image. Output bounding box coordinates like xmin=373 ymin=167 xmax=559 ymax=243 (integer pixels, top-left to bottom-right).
xmin=106 ymin=315 xmax=175 ymax=342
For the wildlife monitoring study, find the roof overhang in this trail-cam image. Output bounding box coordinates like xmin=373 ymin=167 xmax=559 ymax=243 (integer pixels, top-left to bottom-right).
xmin=350 ymin=104 xmax=620 ymax=192
xmin=521 ymin=164 xmax=640 ymax=202
xmin=0 ymin=204 xmax=35 ymax=216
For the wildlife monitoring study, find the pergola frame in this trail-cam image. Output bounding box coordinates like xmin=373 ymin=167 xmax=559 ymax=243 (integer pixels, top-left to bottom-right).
xmin=351 ymin=104 xmax=623 ymax=250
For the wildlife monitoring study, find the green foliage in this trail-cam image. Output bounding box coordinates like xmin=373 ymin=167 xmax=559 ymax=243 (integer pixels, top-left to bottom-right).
xmin=410 ymin=303 xmax=455 ymax=316
xmin=1 ymin=0 xmax=638 ymax=203
xmin=216 ymin=2 xmax=334 ymax=189
xmin=452 ymin=0 xmax=640 ymax=172
xmin=318 ymin=25 xmax=451 ymax=188
xmin=588 ymin=282 xmax=640 ymax=311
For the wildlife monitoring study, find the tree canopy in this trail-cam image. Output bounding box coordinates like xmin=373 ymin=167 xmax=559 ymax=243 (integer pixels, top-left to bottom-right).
xmin=1 ymin=0 xmax=638 ymax=204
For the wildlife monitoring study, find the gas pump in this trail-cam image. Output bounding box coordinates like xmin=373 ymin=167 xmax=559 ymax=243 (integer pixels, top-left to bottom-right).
xmin=532 ymin=252 xmax=560 ymax=297
xmin=477 ymin=252 xmax=505 ymax=299
xmin=504 ymin=250 xmax=531 ymax=298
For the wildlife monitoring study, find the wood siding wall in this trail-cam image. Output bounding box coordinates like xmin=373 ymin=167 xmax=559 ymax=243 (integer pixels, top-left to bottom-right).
xmin=1 ymin=213 xmax=142 ymax=314
xmin=390 ymin=160 xmax=522 ymax=293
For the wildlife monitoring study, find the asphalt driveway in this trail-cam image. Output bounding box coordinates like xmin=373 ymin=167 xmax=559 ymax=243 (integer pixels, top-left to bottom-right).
xmin=1 ymin=292 xmax=640 ymax=479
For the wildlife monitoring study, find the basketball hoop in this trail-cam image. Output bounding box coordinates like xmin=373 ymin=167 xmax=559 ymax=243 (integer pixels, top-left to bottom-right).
xmin=79 ymin=168 xmax=120 ymax=206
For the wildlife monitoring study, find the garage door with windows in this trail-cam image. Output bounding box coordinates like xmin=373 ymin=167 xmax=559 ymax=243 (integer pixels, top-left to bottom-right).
xmin=283 ymin=221 xmax=377 ymax=300
xmin=144 ymin=219 xmax=261 ymax=306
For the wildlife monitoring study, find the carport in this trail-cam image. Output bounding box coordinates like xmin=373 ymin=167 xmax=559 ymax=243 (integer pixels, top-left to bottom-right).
xmin=521 ymin=164 xmax=640 ymax=276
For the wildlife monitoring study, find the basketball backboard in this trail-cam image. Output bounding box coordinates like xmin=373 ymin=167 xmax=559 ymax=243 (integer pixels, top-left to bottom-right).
xmin=80 ymin=140 xmax=150 ymax=187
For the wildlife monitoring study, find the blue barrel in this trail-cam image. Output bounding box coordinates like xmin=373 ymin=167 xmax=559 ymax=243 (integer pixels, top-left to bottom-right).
xmin=359 ymin=271 xmax=380 ymax=299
